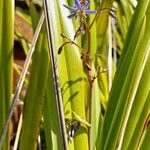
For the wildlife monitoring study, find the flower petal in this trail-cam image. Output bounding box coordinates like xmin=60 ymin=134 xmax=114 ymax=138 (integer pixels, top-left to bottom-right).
xmin=82 ymin=1 xmax=90 ymax=10
xmin=84 ymin=10 xmax=97 ymax=14
xmin=74 ymin=0 xmax=81 ymax=8
xmin=67 ymin=13 xmax=76 ymax=19
xmin=63 ymin=4 xmax=76 ymax=11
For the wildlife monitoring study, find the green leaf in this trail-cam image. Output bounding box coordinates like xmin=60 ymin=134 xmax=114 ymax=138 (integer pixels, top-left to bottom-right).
xmin=0 ymin=0 xmax=14 ymax=149
xmin=19 ymin=32 xmax=49 ymax=150
xmin=121 ymin=3 xmax=150 ymax=148
xmin=96 ymin=0 xmax=113 ymax=49
xmin=127 ymin=56 xmax=150 ymax=149
xmin=43 ymin=68 xmax=63 ymax=150
xmin=99 ymin=0 xmax=150 ymax=149
xmin=138 ymin=110 xmax=150 ymax=150
xmin=56 ymin=0 xmax=89 ymax=149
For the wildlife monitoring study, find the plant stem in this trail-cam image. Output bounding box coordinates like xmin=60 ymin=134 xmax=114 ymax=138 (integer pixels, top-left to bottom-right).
xmin=84 ymin=21 xmax=94 ymax=150
xmin=86 ymin=25 xmax=91 ymax=54
xmin=88 ymin=79 xmax=93 ymax=149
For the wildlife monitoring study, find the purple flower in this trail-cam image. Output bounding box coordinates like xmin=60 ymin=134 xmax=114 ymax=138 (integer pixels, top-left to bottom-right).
xmin=63 ymin=0 xmax=97 ymax=19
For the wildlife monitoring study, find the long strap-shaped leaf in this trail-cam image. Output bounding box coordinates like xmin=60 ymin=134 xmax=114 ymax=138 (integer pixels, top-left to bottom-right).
xmin=0 ymin=12 xmax=45 ymax=149
xmin=100 ymin=1 xmax=150 ymax=150
xmin=0 ymin=0 xmax=14 ymax=149
xmin=43 ymin=0 xmax=68 ymax=149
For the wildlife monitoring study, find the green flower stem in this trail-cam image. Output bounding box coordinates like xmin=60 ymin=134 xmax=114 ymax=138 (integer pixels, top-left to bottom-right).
xmin=82 ymin=18 xmax=95 ymax=150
